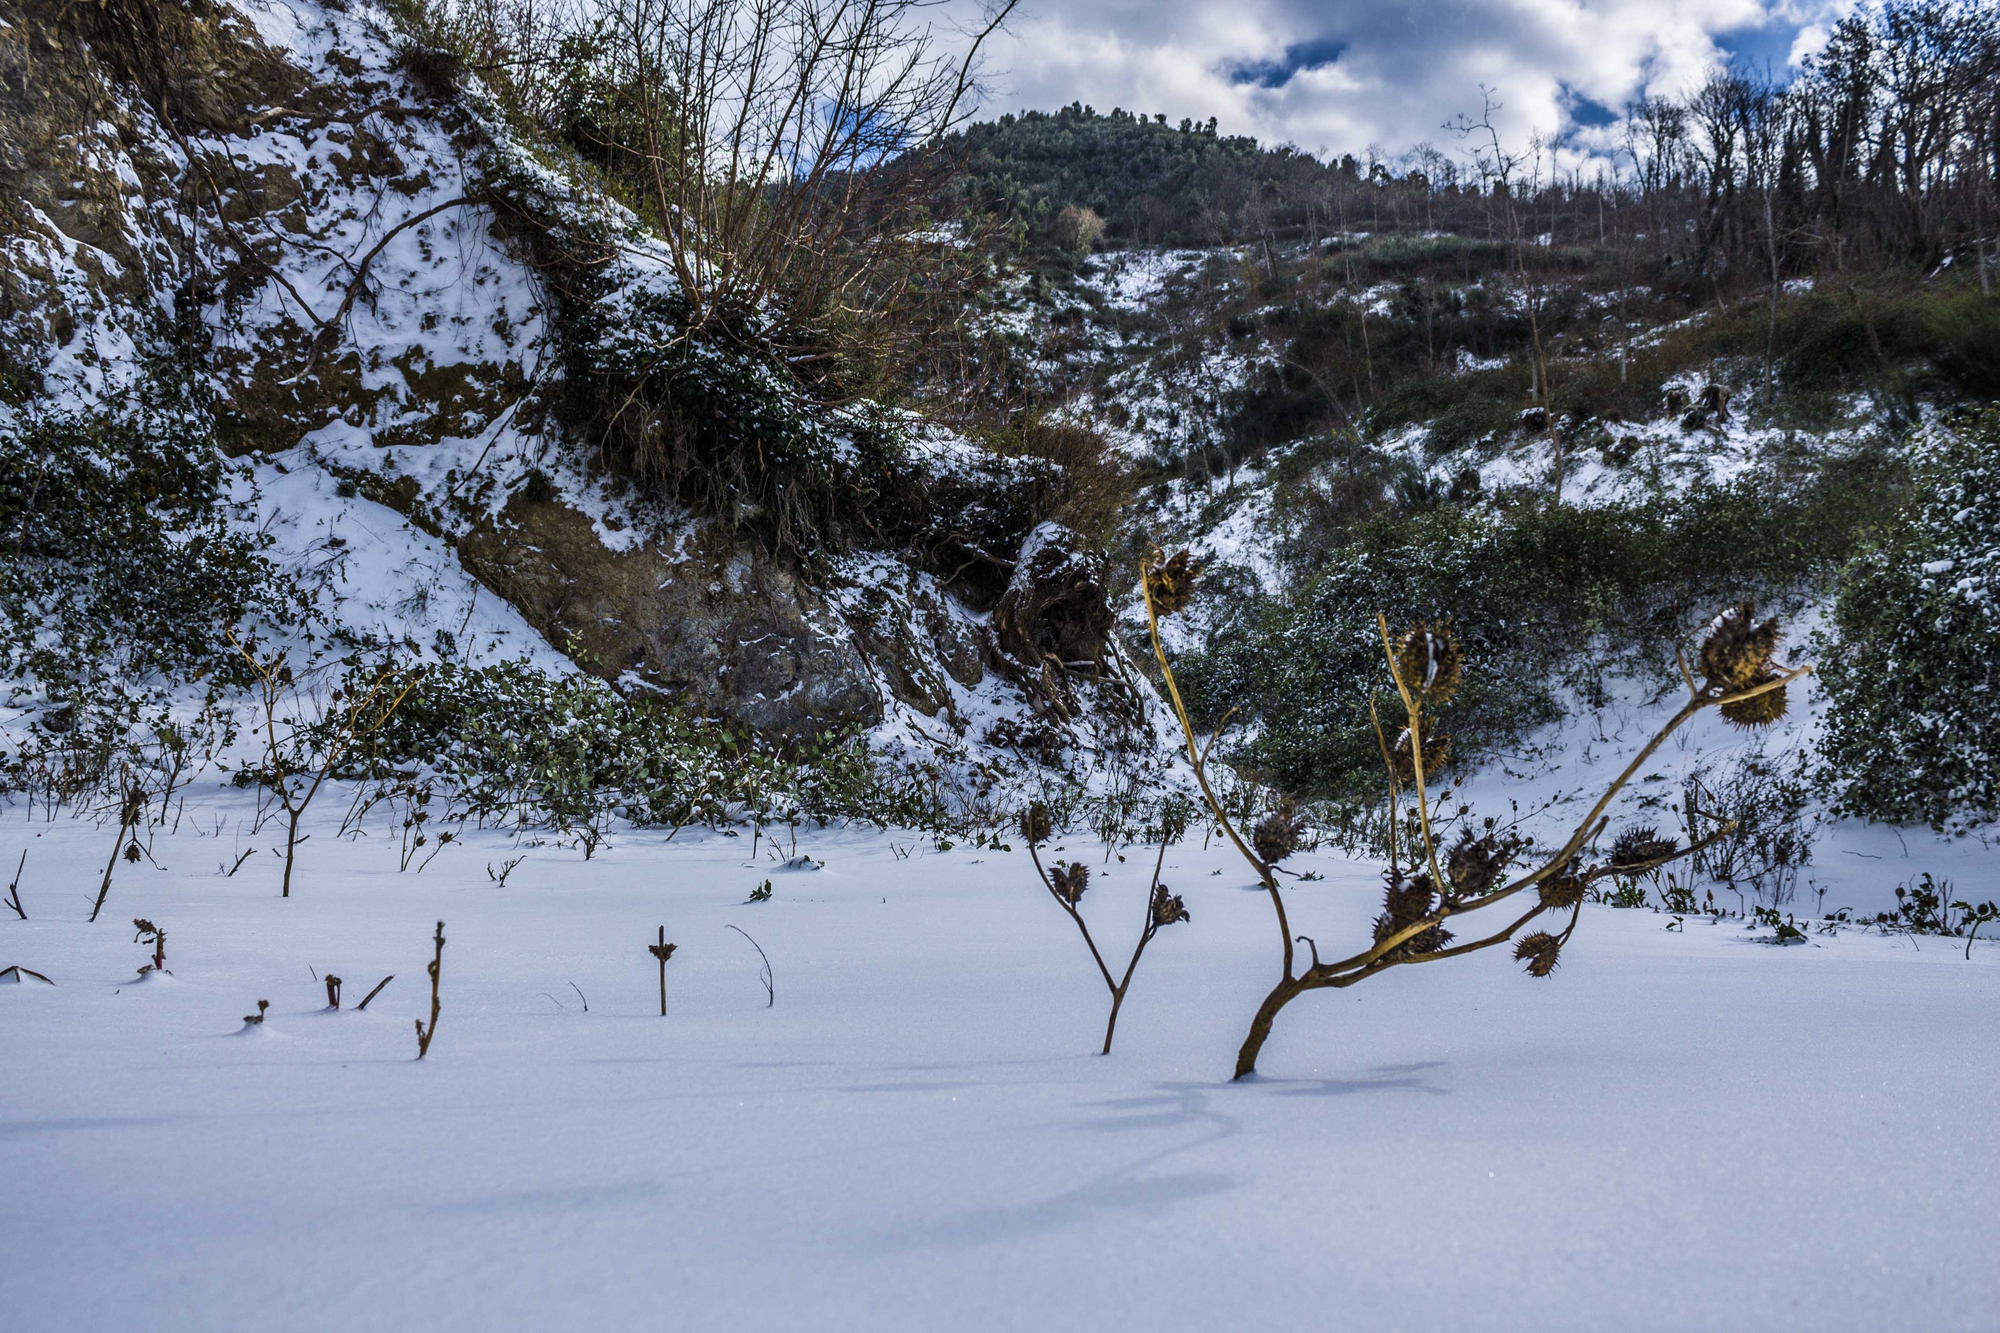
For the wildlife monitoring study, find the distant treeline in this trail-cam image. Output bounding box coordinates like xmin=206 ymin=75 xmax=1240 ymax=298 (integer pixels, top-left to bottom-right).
xmin=948 ymin=0 xmax=2000 ymax=287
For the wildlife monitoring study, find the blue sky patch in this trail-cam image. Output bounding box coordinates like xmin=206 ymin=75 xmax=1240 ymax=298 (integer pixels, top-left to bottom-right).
xmin=1224 ymin=37 xmax=1348 ymax=90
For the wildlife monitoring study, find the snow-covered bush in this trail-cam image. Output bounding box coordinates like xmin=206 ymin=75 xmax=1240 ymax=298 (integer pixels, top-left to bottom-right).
xmin=0 ymin=402 xmax=292 ymax=707
xmin=351 ymin=660 xmax=905 ymax=840
xmin=1817 ymin=411 xmax=2000 ymax=831
xmin=1180 ymin=461 xmax=1890 ymax=799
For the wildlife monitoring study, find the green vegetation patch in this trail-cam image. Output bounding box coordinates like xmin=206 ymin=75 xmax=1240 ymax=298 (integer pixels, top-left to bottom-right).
xmin=1816 ymin=411 xmax=2000 ymax=830
xmin=1179 ymin=450 xmax=1903 ymax=799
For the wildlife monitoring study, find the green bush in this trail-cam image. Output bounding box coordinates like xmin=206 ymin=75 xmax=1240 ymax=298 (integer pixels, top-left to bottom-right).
xmin=353 ymin=658 xmax=934 ymax=836
xmin=0 ymin=401 xmax=296 ymax=707
xmin=1816 ymin=411 xmax=2000 ymax=829
xmin=1181 ymin=452 xmax=1900 ymax=799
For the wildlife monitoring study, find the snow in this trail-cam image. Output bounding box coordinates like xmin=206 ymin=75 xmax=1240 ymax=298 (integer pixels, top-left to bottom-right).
xmin=240 ymin=452 xmax=571 ymax=669
xmin=1 ymin=786 xmax=1995 ymax=1330
xmin=1075 ymin=249 xmax=1211 ymax=313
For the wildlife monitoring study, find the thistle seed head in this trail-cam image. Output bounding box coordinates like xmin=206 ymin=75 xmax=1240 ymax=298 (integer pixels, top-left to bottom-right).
xmin=1609 ymin=825 xmax=1679 ymax=869
xmin=1538 ymin=871 xmax=1585 ymax=912
xmin=1144 ymin=550 xmax=1203 ymax=616
xmin=1395 ymin=622 xmax=1463 ymax=704
xmin=1252 ymin=800 xmax=1301 ymax=866
xmin=1515 ymin=931 xmax=1563 ymax=977
xmin=1373 ymin=872 xmax=1452 ymax=956
xmin=1050 ymin=860 xmax=1090 ymax=906
xmin=1719 ymin=673 xmax=1789 ymax=729
xmin=1698 ymin=602 xmax=1780 ymax=693
xmin=1149 ymin=883 xmax=1190 ymax=929
xmin=1392 ymin=721 xmax=1450 ymax=784
xmin=1019 ymin=802 xmax=1052 ymax=847
xmin=1446 ymin=822 xmax=1524 ymax=899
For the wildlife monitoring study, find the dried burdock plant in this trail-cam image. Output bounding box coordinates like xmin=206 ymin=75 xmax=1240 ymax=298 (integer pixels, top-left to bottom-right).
xmin=649 ymin=927 xmax=678 ymax=1016
xmin=415 ymin=921 xmax=444 ymax=1059
xmin=1252 ymin=800 xmax=1302 ymax=868
xmin=324 ymin=974 xmax=342 ymax=1009
xmin=132 ymin=919 xmax=169 ymax=977
xmin=228 ymin=629 xmax=423 ymax=899
xmin=1143 ymin=550 xmax=1204 ymax=615
xmin=1022 ymin=790 xmax=1192 ymax=1055
xmin=1138 ymin=547 xmax=1810 ymax=1079
xmin=243 ymin=999 xmax=269 ymax=1026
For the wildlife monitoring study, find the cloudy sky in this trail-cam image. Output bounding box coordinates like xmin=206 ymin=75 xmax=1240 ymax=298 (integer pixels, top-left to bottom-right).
xmin=972 ymin=0 xmax=1849 ymax=169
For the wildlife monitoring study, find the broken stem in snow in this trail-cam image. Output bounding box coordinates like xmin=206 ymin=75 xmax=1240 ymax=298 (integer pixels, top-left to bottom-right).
xmin=415 ymin=922 xmax=444 ymax=1058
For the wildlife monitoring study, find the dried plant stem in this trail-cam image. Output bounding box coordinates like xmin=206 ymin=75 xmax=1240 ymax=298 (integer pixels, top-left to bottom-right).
xmin=414 ymin=922 xmax=444 ymax=1058
xmin=355 ymin=974 xmax=394 ymax=1011
xmin=649 ymin=927 xmax=677 ymax=1016
xmin=1028 ymin=843 xmax=1116 ymax=992
xmin=1140 ymin=561 xmax=1291 ymax=976
xmin=727 ymin=925 xmax=773 ymax=1007
xmin=1029 ymin=837 xmax=1177 ymax=1054
xmin=5 ymin=849 xmax=25 ymax=920
xmin=90 ymin=778 xmax=145 ymax=924
xmin=1376 ymin=614 xmax=1447 ymax=890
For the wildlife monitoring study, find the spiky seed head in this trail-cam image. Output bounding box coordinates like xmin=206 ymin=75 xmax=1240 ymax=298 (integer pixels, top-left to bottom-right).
xmin=1447 ymin=825 xmax=1523 ymax=899
xmin=1538 ymin=872 xmax=1585 ymax=912
xmin=1609 ymin=825 xmax=1679 ymax=869
xmin=1144 ymin=550 xmax=1203 ymax=616
xmin=1051 ymin=860 xmax=1090 ymax=906
xmin=1515 ymin=932 xmax=1563 ymax=977
xmin=1373 ymin=872 xmax=1452 ymax=955
xmin=1719 ymin=673 xmax=1789 ymax=729
xmin=1150 ymin=883 xmax=1190 ymax=929
xmin=1019 ymin=802 xmax=1052 ymax=846
xmin=1698 ymin=602 xmax=1780 ymax=692
xmin=1392 ymin=722 xmax=1450 ymax=783
xmin=1395 ymin=622 xmax=1463 ymax=704
xmin=1252 ymin=801 xmax=1301 ymax=865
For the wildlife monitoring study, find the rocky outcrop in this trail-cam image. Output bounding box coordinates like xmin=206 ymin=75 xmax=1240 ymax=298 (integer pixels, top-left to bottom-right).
xmin=456 ymin=492 xmax=882 ymax=733
xmin=993 ymin=523 xmax=1116 ymax=718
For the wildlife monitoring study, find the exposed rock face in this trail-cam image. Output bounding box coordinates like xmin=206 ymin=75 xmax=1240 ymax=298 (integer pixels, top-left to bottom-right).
xmin=993 ymin=523 xmax=1116 ymax=717
xmin=838 ymin=559 xmax=986 ymax=720
xmin=457 ymin=493 xmax=882 ymax=733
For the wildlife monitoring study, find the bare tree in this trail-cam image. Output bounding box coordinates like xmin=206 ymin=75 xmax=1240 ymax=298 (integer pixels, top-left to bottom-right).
xmin=586 ymin=0 xmax=1015 ymax=353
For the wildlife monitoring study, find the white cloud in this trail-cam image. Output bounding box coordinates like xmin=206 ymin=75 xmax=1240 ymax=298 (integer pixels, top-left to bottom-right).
xmin=969 ymin=0 xmax=1849 ymax=168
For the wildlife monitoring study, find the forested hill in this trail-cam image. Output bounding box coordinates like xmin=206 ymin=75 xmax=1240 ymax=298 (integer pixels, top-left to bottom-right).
xmin=947 ymin=105 xmax=1341 ymax=246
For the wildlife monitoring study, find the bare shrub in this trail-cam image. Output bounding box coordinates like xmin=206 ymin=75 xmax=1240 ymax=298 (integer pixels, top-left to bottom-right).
xmin=229 ymin=632 xmax=422 ymax=898
xmin=1140 ymin=552 xmax=1810 ymax=1079
xmin=1021 ymin=800 xmax=1190 ymax=1054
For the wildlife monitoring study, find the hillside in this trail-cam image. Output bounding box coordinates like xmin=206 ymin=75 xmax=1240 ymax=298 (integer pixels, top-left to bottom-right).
xmin=0 ymin=0 xmax=1172 ymax=829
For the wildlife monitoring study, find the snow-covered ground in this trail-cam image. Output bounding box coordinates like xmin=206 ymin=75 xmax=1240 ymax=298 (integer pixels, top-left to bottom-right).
xmin=3 ymin=786 xmax=1995 ymax=1330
